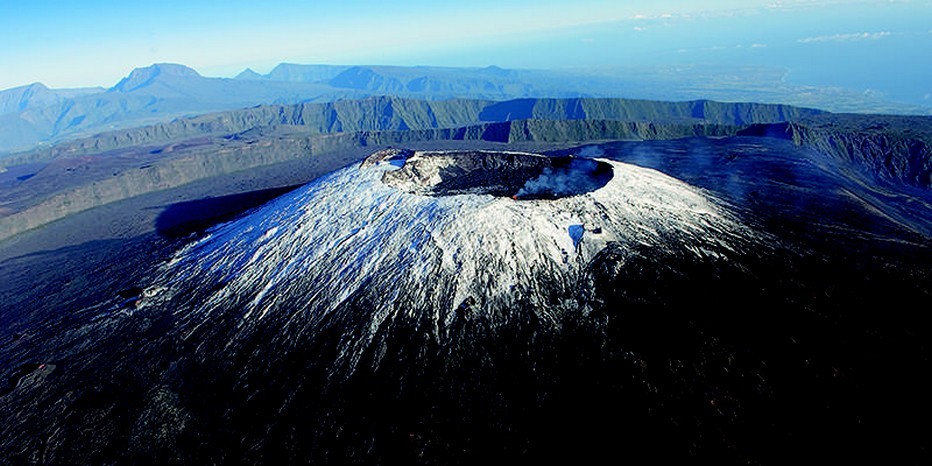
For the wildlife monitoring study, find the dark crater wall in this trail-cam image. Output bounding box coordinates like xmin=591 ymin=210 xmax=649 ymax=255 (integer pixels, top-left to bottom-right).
xmin=381 ymin=151 xmax=614 ymax=199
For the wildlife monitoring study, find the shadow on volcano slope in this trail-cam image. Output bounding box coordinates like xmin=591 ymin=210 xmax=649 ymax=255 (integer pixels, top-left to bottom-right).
xmin=154 ymin=184 xmax=303 ymax=238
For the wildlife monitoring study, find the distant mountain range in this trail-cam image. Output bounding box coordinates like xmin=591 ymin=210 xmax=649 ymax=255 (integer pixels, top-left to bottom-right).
xmin=0 ymin=64 xmax=361 ymax=153
xmin=1 ymin=62 xmax=929 ymax=154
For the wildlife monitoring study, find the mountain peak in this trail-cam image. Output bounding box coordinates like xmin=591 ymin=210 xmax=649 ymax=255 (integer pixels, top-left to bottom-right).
xmin=111 ymin=63 xmax=202 ymax=92
xmin=0 ymin=82 xmax=58 ymax=115
xmin=482 ymin=65 xmax=513 ymax=77
xmin=0 ymin=82 xmax=49 ymax=94
xmin=25 ymin=82 xmax=50 ymax=91
xmin=329 ymin=66 xmax=405 ymax=92
xmin=235 ymin=68 xmax=265 ymax=81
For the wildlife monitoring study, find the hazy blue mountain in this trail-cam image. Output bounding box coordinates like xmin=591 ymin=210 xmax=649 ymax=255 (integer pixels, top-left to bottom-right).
xmin=233 ymin=68 xmax=266 ymax=81
xmin=111 ymin=63 xmax=203 ymax=92
xmin=0 ymin=82 xmax=102 ymax=116
xmin=234 ymin=63 xmax=351 ymax=83
xmin=329 ymin=66 xmax=407 ymax=93
xmin=106 ymin=63 xmax=351 ymax=105
xmin=0 ymin=64 xmax=363 ymax=154
xmin=326 ymin=65 xmax=535 ymax=98
xmin=265 ymin=63 xmax=350 ymax=82
xmin=0 ymin=83 xmax=62 ymax=116
xmin=241 ymin=64 xmax=552 ymax=98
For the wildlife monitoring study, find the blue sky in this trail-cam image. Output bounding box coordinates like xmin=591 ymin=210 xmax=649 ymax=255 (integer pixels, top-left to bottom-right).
xmin=2 ymin=0 xmax=930 ymax=105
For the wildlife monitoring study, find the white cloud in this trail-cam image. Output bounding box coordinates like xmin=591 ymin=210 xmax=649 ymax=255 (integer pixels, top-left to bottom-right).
xmin=797 ymin=31 xmax=893 ymax=43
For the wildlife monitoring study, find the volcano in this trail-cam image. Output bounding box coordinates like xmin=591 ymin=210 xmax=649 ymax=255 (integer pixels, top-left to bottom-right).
xmin=113 ymin=149 xmax=765 ymax=462
xmin=1 ymin=147 xmax=929 ymax=465
xmin=142 ymin=149 xmax=760 ymax=372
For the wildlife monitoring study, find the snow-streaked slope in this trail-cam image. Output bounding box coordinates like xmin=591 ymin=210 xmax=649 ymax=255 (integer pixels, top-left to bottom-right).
xmin=143 ymin=151 xmax=763 ymax=376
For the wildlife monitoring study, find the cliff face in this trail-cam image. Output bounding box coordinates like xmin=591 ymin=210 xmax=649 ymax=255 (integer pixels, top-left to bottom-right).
xmin=2 ymin=96 xmax=817 ymax=166
xmin=478 ymin=98 xmax=822 ymax=125
xmin=737 ymin=115 xmax=932 ymax=189
xmin=787 ymin=118 xmax=932 ymax=188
